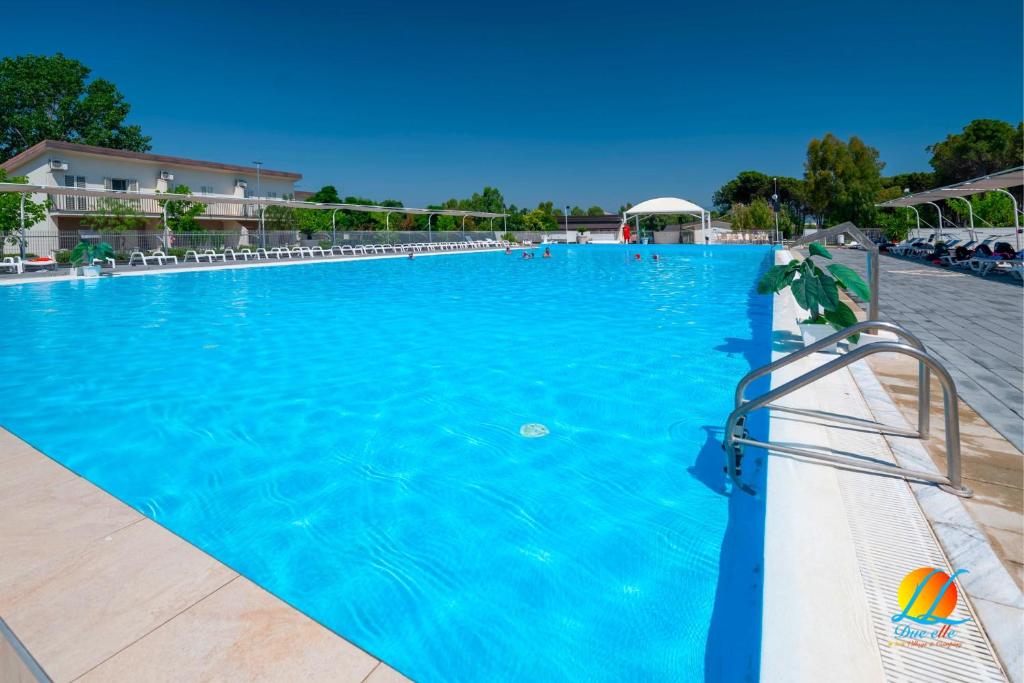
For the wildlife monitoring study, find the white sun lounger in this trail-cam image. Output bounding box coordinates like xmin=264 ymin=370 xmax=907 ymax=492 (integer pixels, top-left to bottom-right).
xmin=1 ymin=257 xmax=24 ymax=274
xmin=129 ymin=250 xmax=179 ymax=266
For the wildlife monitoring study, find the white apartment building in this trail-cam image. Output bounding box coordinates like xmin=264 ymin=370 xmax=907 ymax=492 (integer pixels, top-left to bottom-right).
xmin=1 ymin=140 xmax=302 ymax=241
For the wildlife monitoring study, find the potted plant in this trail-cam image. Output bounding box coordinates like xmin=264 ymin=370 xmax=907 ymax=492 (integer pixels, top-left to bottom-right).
xmin=757 ymin=242 xmax=871 ymax=351
xmin=70 ymin=239 xmax=115 ymax=277
xmin=576 ymin=229 xmax=589 ymax=244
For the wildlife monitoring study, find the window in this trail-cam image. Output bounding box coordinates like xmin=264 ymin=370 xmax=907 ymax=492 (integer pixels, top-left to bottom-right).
xmin=104 ymin=178 xmax=138 ymax=192
xmin=200 ymin=185 xmax=214 ymax=195
xmin=64 ymin=175 xmax=86 ymax=210
xmin=266 ymin=191 xmax=278 ymax=199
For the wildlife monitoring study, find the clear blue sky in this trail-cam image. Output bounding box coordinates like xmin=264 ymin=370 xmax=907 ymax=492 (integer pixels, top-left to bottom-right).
xmin=4 ymin=0 xmax=1022 ymax=211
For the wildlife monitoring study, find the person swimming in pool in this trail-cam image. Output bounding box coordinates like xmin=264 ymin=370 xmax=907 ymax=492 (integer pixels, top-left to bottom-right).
xmin=652 ymin=253 xmax=659 ymax=261
xmin=505 ymin=246 xmax=512 ymax=255
xmin=522 ymin=251 xmax=534 ymax=260
xmin=633 ymin=253 xmax=642 ymax=261
xmin=543 ymin=247 xmax=551 ymax=258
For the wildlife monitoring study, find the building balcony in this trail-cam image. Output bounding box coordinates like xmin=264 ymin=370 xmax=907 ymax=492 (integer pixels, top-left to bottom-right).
xmin=48 ymin=193 xmax=263 ymax=220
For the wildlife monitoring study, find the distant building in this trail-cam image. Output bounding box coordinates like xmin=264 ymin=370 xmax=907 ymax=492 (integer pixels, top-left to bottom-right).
xmin=1 ymin=140 xmax=302 ymax=239
xmin=658 ymin=219 xmax=732 ymax=243
xmin=560 ymin=215 xmax=622 ymax=233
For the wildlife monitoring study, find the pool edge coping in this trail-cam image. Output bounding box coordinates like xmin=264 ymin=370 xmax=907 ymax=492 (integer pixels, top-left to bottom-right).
xmin=761 ymin=248 xmax=1015 ymax=682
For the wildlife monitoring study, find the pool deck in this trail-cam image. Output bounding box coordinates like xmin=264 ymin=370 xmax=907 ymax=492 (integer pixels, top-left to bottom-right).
xmin=824 ymin=247 xmax=1023 ymax=452
xmin=763 ymin=249 xmax=1020 ymax=682
xmin=806 ymin=247 xmax=1023 ymax=594
xmin=0 ymin=428 xmax=410 ymax=682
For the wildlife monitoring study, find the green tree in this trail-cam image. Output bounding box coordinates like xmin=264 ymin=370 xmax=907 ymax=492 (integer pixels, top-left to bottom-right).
xmin=570 ymin=206 xmax=585 ymax=216
xmin=804 ymin=133 xmax=884 ymax=227
xmin=306 ymin=185 xmax=342 ymax=204
xmin=881 ymin=172 xmax=935 ymax=194
xmin=586 ymin=206 xmax=605 ymax=216
xmin=158 ymin=185 xmax=206 ymax=232
xmin=875 ymin=209 xmax=916 ymax=242
xmin=713 ymin=171 xmax=809 ymax=225
xmin=730 ymin=203 xmax=751 ymax=230
xmin=81 ymin=197 xmax=146 ymax=232
xmin=748 ymin=197 xmax=774 ymax=230
xmin=522 ymin=208 xmax=557 ymax=231
xmin=0 ymin=53 xmax=151 ymax=162
xmin=465 ymin=186 xmax=504 ymax=214
xmin=0 ymin=169 xmax=49 ymax=256
xmin=928 ymin=119 xmax=1023 ymax=185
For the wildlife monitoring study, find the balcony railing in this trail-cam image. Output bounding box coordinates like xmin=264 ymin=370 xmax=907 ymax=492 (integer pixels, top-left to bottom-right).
xmin=48 ymin=193 xmax=263 ymax=219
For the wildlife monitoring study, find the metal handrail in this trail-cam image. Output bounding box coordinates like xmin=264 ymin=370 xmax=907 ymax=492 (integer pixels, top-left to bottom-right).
xmin=735 ymin=320 xmax=931 ymax=438
xmin=724 ymin=341 xmax=972 ymax=498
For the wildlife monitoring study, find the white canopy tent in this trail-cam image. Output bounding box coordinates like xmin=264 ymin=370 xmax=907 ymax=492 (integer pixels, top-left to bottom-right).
xmin=624 ymin=197 xmax=710 ymax=243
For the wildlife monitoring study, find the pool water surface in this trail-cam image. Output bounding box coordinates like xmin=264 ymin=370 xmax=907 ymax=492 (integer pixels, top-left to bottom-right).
xmin=0 ymin=245 xmax=773 ymax=681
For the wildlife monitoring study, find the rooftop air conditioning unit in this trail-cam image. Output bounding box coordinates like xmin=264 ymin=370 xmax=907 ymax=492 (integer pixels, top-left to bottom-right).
xmin=235 ymin=179 xmax=248 ymax=189
xmin=159 ymin=170 xmax=174 ymax=181
xmin=49 ymin=160 xmax=69 ymax=171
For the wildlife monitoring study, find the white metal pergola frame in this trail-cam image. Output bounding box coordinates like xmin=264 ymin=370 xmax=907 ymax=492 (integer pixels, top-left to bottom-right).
xmin=0 ymin=182 xmax=508 ymax=256
xmin=875 ymin=166 xmax=1023 ymax=248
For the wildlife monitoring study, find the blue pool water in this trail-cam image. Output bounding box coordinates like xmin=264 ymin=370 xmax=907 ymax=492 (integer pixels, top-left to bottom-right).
xmin=0 ymin=245 xmax=772 ymax=681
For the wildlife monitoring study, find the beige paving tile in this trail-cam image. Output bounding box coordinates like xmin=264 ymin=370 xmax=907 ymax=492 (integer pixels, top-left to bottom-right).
xmin=0 ymin=472 xmax=142 ymax=587
xmin=365 ymin=662 xmax=413 ymax=683
xmin=0 ymin=446 xmax=76 ymax=501
xmin=79 ymin=577 xmax=379 ymax=683
xmin=0 ymin=518 xmax=237 ymax=682
xmin=0 ymin=626 xmax=38 ymax=683
xmin=0 ymin=430 xmax=38 ymax=463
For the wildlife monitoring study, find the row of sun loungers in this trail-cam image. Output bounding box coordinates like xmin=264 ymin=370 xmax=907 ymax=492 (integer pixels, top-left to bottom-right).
xmin=3 ymin=240 xmax=513 ymax=277
xmin=125 ymin=240 xmax=509 ymax=268
xmin=888 ymin=236 xmax=1023 ymax=280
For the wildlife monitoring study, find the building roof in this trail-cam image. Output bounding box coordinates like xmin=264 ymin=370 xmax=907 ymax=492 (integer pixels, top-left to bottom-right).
xmin=0 ymin=140 xmax=302 ymax=180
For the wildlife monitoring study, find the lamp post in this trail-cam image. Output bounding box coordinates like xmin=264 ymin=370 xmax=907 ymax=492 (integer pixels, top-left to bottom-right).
xmin=772 ymin=177 xmax=780 ymax=244
xmin=564 ymin=205 xmax=569 ymax=238
xmin=18 ymin=193 xmax=26 ymax=261
xmin=253 ymin=161 xmax=264 ymax=248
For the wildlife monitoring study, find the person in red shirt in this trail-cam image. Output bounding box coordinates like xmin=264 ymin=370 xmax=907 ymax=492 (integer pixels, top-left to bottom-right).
xmin=623 ymin=224 xmax=632 ymax=244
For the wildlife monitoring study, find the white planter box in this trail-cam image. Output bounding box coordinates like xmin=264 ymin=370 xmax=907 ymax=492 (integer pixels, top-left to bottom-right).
xmin=798 ymin=323 xmax=837 ymax=352
xmin=77 ymin=265 xmax=102 ymax=278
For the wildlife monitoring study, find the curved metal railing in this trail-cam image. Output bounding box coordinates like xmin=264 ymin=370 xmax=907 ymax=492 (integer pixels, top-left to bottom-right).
xmin=724 ymin=335 xmax=972 ymax=498
xmin=735 ymin=321 xmax=931 ymax=439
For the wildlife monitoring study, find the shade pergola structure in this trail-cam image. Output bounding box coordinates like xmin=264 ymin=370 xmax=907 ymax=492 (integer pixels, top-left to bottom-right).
xmin=624 ymin=197 xmax=711 ymax=244
xmin=0 ymin=183 xmax=507 ymax=255
xmin=875 ymin=166 xmax=1023 ymax=249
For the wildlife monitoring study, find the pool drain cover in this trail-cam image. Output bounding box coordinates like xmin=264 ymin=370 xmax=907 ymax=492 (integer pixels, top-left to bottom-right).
xmin=520 ymin=423 xmax=549 ymax=438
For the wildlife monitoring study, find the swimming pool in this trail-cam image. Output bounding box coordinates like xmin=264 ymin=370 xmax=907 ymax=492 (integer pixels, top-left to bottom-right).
xmin=0 ymin=245 xmax=773 ymax=681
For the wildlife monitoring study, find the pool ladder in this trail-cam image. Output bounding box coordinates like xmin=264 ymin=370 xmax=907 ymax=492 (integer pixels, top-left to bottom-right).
xmin=723 ymin=320 xmax=973 ymax=498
